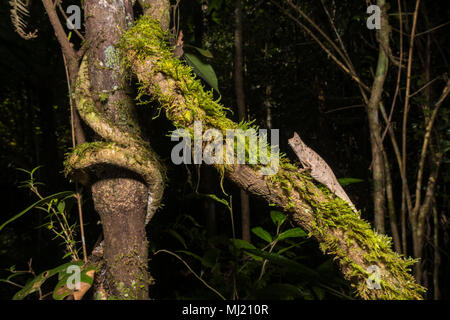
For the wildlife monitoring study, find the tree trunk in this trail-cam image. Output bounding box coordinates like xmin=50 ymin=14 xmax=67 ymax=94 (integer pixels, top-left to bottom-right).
xmin=83 ymin=0 xmax=149 ymax=299
xmin=383 ymin=150 xmax=401 ymax=253
xmin=234 ymin=0 xmax=251 ymax=242
xmin=366 ymin=0 xmax=391 ymax=234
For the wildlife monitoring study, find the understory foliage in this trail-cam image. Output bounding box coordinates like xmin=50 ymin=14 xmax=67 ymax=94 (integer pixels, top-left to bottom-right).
xmin=152 ymin=193 xmax=352 ymax=299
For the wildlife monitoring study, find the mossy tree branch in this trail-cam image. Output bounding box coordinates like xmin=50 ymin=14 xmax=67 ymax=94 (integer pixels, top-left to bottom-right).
xmin=116 ymin=17 xmax=425 ymax=300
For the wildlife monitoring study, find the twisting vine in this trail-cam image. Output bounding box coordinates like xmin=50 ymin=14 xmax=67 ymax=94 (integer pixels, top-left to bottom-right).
xmin=64 ymin=57 xmax=166 ymax=224
xmin=9 ymin=0 xmax=38 ymax=40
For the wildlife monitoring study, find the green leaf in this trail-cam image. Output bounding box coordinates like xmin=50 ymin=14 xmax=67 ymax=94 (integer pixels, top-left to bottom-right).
xmin=270 ymin=210 xmax=286 ymax=226
xmin=232 ymin=239 xmax=257 ymax=250
xmin=168 ymin=229 xmax=187 ymax=249
xmin=57 ymin=201 xmax=65 ymax=213
xmin=12 ymin=261 xmax=83 ymax=300
xmin=337 ymin=177 xmax=364 ymax=187
xmin=185 ymin=45 xmax=214 ymax=59
xmin=184 ymin=53 xmax=220 ymax=93
xmin=317 ymin=259 xmax=334 ymax=274
xmin=0 ymin=191 xmax=74 ymax=232
xmin=276 ymin=242 xmax=303 ymax=255
xmin=251 ymin=227 xmax=273 ymax=243
xmin=277 ymin=228 xmax=307 ymax=241
xmin=232 ymin=239 xmax=262 ymax=261
xmin=52 ymin=265 xmax=95 ymax=300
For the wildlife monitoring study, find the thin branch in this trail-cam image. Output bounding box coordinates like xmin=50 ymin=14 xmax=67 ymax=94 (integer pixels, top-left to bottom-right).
xmin=401 ymin=0 xmax=421 ymax=226
xmin=270 ymin=0 xmax=370 ymax=92
xmin=324 ymin=104 xmax=365 ymax=113
xmin=285 ymin=0 xmax=353 ymax=71
xmin=379 ymin=102 xmax=413 ymax=215
xmin=57 ymin=1 xmax=85 ymax=41
xmin=409 ymin=75 xmax=443 ymax=98
xmin=62 ymin=51 xmax=88 ymax=263
xmin=381 ymin=0 xmax=403 ymax=145
xmin=319 ymin=0 xmax=357 ymax=75
xmin=392 ymin=21 xmax=450 ymax=37
xmin=42 ymin=0 xmax=77 ymax=63
xmin=2 ymin=280 xmax=24 ymax=289
xmin=382 ymin=149 xmax=401 ymax=253
xmin=413 ymin=80 xmax=450 ymax=218
xmin=154 ymin=250 xmax=226 ymax=300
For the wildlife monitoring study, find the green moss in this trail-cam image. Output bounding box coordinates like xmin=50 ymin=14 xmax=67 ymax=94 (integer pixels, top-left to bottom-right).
xmin=99 ymin=92 xmax=110 ymax=102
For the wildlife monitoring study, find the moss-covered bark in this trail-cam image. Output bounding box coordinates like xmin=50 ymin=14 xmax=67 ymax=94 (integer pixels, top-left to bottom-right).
xmin=64 ymin=1 xmax=165 ymax=299
xmin=115 ymin=16 xmax=425 ymax=299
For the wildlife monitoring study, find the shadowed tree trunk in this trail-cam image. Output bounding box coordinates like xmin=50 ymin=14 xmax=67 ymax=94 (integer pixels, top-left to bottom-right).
xmin=365 ymin=0 xmax=391 ymax=234
xmin=234 ymin=0 xmax=251 ymax=242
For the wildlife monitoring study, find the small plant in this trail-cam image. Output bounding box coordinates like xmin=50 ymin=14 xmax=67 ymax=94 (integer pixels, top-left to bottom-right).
xmin=0 ymin=166 xmax=95 ymax=300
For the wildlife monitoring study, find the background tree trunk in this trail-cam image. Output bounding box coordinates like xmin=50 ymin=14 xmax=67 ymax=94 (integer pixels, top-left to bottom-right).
xmin=234 ymin=0 xmax=251 ymax=242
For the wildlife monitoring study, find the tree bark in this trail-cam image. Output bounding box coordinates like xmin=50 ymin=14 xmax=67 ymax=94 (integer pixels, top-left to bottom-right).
xmin=234 ymin=0 xmax=251 ymax=242
xmin=366 ymin=0 xmax=391 ymax=234
xmin=83 ymin=0 xmax=150 ymax=299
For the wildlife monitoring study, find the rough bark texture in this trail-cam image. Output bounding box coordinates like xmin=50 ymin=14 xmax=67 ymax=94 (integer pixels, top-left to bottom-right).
xmin=117 ymin=16 xmax=425 ymax=299
xmin=366 ymin=0 xmax=390 ymax=234
xmin=83 ymin=0 xmax=149 ymax=299
xmin=139 ymin=0 xmax=170 ymax=31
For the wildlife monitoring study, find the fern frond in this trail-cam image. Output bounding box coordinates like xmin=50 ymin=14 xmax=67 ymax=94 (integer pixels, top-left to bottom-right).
xmin=9 ymin=0 xmax=38 ymax=40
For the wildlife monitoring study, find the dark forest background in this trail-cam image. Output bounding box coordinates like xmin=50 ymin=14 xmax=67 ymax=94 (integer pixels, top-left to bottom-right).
xmin=0 ymin=0 xmax=449 ymax=300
